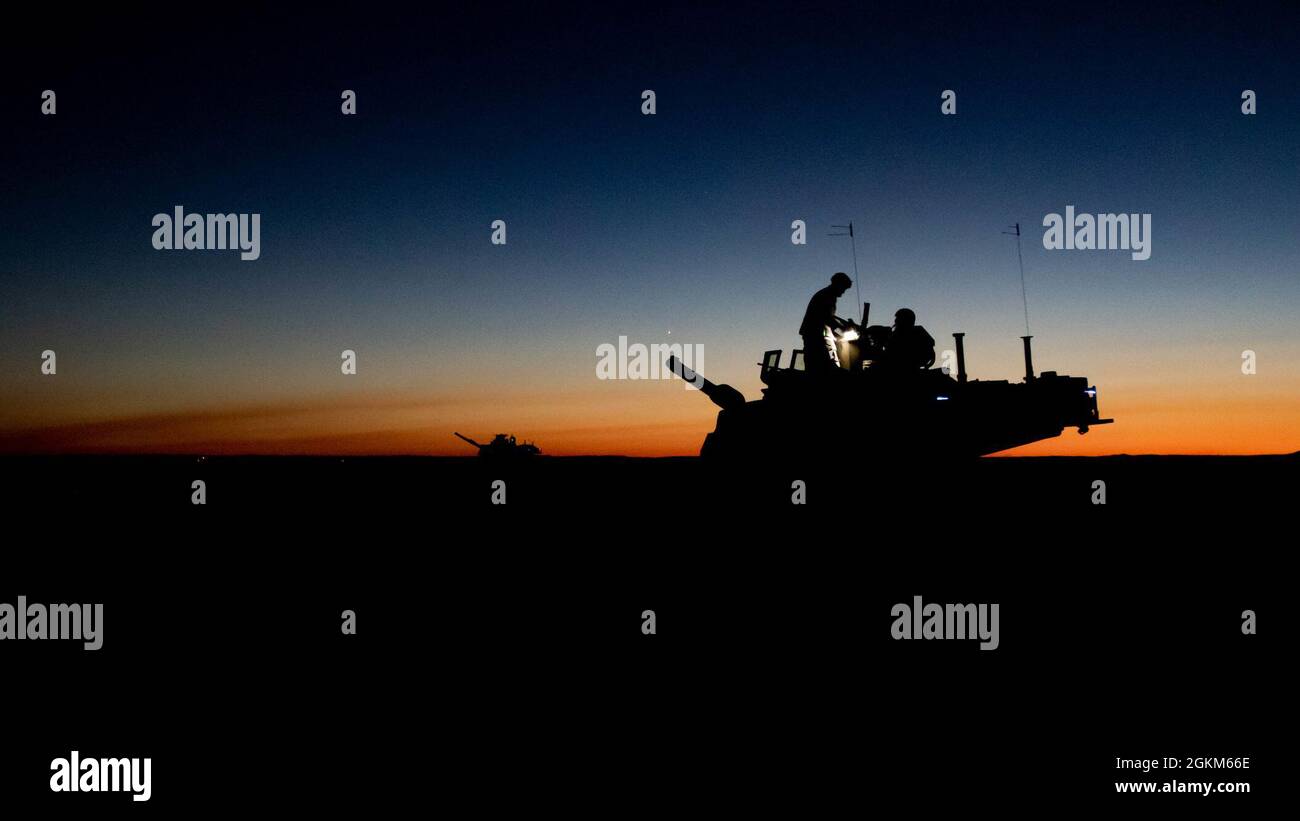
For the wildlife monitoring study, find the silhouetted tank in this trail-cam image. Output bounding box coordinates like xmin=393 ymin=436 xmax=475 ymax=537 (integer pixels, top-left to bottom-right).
xmin=667 ymin=324 xmax=1112 ymax=460
xmin=454 ymin=432 xmax=541 ymax=458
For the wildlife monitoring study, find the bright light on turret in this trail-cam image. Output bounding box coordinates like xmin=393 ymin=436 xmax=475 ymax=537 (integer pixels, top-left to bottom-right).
xmin=841 ymin=329 xmax=859 ymax=342
xmin=1084 ymin=388 xmax=1096 ymax=397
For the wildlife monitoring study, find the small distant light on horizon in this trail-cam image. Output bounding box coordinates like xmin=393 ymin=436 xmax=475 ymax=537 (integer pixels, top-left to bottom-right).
xmin=936 ymin=395 xmax=950 ymax=401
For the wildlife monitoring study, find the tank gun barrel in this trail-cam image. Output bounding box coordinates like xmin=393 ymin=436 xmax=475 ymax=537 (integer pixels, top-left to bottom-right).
xmin=453 ymin=432 xmax=483 ymax=449
xmin=666 ymin=356 xmax=746 ymax=411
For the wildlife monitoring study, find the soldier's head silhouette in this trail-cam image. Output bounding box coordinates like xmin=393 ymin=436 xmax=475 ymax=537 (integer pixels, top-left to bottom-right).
xmin=894 ymin=308 xmax=916 ymax=330
xmin=830 ymin=271 xmax=852 ymax=295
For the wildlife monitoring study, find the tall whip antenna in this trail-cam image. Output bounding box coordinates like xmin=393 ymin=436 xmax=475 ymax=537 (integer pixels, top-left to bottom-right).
xmin=1003 ymin=222 xmax=1030 ymax=335
xmin=829 ymin=221 xmax=864 ymax=323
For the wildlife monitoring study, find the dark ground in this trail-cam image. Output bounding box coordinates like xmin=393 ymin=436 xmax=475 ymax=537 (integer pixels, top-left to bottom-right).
xmin=1 ymin=453 xmax=1292 ymax=813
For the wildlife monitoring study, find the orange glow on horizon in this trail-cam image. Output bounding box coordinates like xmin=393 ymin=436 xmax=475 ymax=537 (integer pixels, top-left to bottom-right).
xmin=1 ymin=383 xmax=1296 ymax=457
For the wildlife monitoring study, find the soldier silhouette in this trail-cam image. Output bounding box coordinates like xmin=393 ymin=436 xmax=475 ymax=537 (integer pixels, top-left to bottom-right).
xmin=799 ymin=272 xmax=853 ymax=373
xmin=877 ymin=308 xmax=936 ymax=371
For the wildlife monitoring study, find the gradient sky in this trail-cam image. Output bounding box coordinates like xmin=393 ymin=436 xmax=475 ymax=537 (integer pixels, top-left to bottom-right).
xmin=2 ymin=2 xmax=1298 ymax=456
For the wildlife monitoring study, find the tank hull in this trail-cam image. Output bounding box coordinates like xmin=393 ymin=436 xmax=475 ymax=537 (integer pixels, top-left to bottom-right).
xmin=697 ymin=368 xmax=1107 ymax=461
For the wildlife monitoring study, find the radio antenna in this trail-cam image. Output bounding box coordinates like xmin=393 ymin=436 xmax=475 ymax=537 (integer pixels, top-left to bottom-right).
xmin=829 ymin=221 xmax=864 ymax=323
xmin=1003 ymin=222 xmax=1030 ymax=335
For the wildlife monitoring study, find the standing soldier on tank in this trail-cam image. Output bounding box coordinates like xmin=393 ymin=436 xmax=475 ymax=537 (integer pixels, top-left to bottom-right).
xmin=799 ymin=272 xmax=853 ymax=373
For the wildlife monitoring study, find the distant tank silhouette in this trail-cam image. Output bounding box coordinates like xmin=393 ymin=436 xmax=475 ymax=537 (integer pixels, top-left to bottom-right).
xmin=454 ymin=432 xmax=541 ymax=458
xmin=667 ymin=313 xmax=1112 ymax=460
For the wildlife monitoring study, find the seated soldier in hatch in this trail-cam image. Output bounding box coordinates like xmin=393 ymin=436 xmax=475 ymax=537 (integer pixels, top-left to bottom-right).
xmin=877 ymin=308 xmax=936 ymax=372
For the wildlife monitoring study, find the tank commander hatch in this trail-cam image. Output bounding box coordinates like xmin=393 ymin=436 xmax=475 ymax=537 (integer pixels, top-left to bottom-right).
xmin=799 ymin=272 xmax=853 ymax=373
